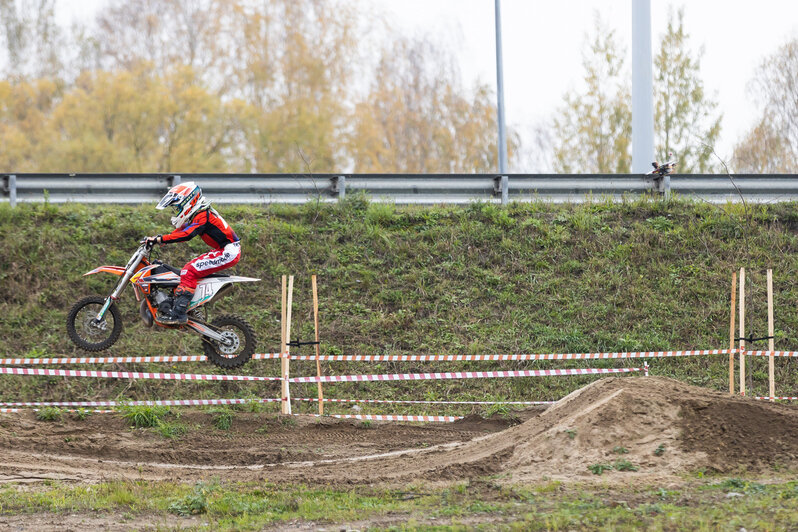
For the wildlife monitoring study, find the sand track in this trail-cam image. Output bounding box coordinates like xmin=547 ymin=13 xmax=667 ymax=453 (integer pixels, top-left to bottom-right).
xmin=1 ymin=377 xmax=796 ymax=486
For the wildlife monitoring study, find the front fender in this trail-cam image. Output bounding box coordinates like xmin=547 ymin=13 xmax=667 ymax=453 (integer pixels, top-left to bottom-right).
xmin=84 ymin=266 xmax=126 ymax=277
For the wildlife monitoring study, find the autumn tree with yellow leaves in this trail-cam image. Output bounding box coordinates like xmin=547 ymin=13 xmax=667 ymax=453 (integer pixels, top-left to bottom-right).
xmin=0 ymin=0 xmax=512 ymax=174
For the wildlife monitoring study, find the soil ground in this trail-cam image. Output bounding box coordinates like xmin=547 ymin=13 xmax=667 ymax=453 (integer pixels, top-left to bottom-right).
xmin=1 ymin=376 xmax=796 ymax=487
xmin=1 ymin=376 xmax=797 ymax=530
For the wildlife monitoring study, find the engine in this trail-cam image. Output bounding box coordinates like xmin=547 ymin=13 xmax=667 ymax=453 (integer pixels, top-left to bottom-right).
xmin=139 ymin=289 xmax=172 ymax=327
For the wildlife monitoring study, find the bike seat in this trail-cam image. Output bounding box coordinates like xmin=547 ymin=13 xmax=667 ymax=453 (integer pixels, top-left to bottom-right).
xmin=151 ymin=264 xmax=182 ymax=275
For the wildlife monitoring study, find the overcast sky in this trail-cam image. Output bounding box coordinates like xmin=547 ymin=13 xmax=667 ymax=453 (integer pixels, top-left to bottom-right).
xmin=375 ymin=0 xmax=798 ymax=167
xmin=57 ymin=0 xmax=798 ymax=172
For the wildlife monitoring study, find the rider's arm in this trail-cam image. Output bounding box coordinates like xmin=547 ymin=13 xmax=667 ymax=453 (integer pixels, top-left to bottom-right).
xmin=160 ymin=211 xmax=207 ymax=244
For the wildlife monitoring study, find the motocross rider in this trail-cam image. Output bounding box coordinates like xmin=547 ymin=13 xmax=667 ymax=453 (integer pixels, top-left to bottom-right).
xmin=144 ymin=182 xmax=240 ymax=325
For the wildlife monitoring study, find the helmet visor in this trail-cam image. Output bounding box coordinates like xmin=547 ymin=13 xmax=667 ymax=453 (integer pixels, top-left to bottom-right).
xmin=157 ymin=191 xmax=182 ymax=210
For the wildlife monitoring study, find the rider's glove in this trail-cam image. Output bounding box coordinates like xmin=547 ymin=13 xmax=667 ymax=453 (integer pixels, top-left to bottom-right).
xmin=144 ymin=235 xmax=163 ymax=247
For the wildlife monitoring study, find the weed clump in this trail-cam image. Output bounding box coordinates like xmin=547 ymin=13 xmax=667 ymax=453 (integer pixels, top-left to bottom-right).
xmin=36 ymin=407 xmax=62 ymax=422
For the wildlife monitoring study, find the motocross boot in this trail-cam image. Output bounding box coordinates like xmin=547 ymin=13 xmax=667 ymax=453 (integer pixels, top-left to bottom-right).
xmin=157 ymin=286 xmax=194 ymax=325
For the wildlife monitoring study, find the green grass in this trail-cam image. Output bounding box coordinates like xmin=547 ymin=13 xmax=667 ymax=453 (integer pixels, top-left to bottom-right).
xmin=35 ymin=407 xmax=62 ymax=422
xmin=120 ymin=405 xmax=170 ymax=428
xmin=210 ymin=408 xmax=234 ymax=431
xmin=1 ymin=475 xmax=797 ymax=530
xmin=118 ymin=405 xmax=186 ymax=439
xmin=2 ymin=198 xmax=798 ymax=413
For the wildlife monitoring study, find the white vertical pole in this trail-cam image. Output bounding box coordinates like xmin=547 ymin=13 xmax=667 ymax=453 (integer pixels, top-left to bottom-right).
xmin=632 ymin=0 xmax=655 ymax=173
xmin=280 ymin=276 xmax=288 ymax=413
xmin=284 ymin=275 xmax=294 ymax=415
xmin=494 ymin=0 xmax=509 ymax=183
xmin=739 ymin=268 xmax=746 ymax=396
xmin=768 ymin=270 xmax=775 ymax=402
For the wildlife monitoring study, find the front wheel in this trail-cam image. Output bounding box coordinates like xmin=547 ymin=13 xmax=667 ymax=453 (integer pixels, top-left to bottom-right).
xmin=202 ymin=314 xmax=256 ymax=369
xmin=66 ymin=296 xmax=124 ymax=351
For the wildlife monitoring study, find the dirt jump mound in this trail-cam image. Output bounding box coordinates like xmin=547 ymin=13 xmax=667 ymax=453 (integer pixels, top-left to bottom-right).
xmin=301 ymin=376 xmax=798 ymax=484
xmin=410 ymin=376 xmax=798 ymax=483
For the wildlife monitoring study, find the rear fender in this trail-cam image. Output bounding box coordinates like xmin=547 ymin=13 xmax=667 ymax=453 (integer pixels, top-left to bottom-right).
xmin=191 ymin=277 xmax=259 ymax=309
xmin=84 ymin=266 xmax=126 ymax=277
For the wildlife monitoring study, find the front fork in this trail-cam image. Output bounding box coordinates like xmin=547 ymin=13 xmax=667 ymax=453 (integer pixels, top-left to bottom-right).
xmin=94 ymin=297 xmax=114 ymax=322
xmin=94 ymin=260 xmax=139 ymax=322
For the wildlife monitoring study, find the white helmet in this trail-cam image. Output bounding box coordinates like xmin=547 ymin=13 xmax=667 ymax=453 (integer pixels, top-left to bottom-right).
xmin=156 ymin=181 xmax=210 ymax=228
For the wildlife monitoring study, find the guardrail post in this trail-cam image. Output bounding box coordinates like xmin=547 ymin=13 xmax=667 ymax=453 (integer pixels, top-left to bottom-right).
xmin=170 ymin=175 xmax=181 ymax=188
xmin=651 ymin=173 xmax=671 ymax=198
xmin=4 ymin=175 xmax=17 ymax=207
xmin=493 ymin=175 xmax=508 ymax=205
xmin=333 ymin=175 xmax=346 ymax=201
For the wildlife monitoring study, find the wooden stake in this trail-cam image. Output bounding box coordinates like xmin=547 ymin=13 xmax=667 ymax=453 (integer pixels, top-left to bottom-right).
xmin=312 ymin=275 xmax=324 ymax=415
xmin=739 ymin=267 xmax=746 ymax=396
xmin=768 ymin=269 xmax=775 ymax=402
xmin=729 ymin=271 xmax=736 ymax=395
xmin=280 ymin=275 xmax=288 ymax=413
xmin=283 ymin=275 xmax=294 ymax=415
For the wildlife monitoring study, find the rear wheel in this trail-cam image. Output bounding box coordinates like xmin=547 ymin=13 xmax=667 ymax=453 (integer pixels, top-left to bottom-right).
xmin=202 ymin=314 xmax=256 ymax=369
xmin=66 ymin=296 xmax=124 ymax=351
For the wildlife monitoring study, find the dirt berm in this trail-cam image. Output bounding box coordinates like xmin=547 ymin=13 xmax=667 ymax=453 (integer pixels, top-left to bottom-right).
xmin=276 ymin=376 xmax=798 ymax=485
xmin=0 ymin=376 xmax=796 ymax=486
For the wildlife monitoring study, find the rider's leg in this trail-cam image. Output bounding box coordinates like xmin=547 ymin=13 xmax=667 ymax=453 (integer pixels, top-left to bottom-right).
xmin=157 ymin=244 xmax=240 ymax=325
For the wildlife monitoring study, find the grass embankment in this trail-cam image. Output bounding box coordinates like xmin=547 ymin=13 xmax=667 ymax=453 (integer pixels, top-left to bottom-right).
xmin=2 ymin=197 xmax=798 ymax=414
xmin=1 ymin=475 xmax=797 ymax=530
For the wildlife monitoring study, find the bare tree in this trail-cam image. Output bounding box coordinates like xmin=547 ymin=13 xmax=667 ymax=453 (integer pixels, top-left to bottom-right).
xmin=0 ymin=0 xmax=65 ymax=79
xmin=734 ymin=37 xmax=798 ymax=173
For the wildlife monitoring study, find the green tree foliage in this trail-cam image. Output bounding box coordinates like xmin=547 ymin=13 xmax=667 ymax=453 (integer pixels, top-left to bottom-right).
xmin=0 ymin=0 xmax=514 ymax=174
xmin=653 ymin=8 xmax=721 ymax=173
xmin=733 ymin=37 xmax=798 ymax=173
xmin=552 ymin=11 xmax=721 ymax=174
xmin=552 ymin=17 xmax=631 ymax=173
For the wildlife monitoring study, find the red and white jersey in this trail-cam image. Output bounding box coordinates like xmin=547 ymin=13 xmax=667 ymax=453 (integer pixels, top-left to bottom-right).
xmin=161 ymin=208 xmax=239 ymax=249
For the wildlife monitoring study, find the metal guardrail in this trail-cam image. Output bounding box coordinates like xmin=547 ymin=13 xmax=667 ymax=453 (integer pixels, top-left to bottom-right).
xmin=3 ymin=173 xmax=798 ymax=206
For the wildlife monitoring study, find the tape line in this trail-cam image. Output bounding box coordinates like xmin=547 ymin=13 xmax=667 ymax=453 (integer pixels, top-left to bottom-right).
xmin=307 ymin=414 xmax=462 ymax=422
xmin=0 ymin=349 xmax=741 ymax=366
xmin=0 ymin=353 xmax=283 ymax=365
xmin=0 ymin=397 xmax=551 ymax=408
xmin=290 ymin=349 xmax=735 ymax=361
xmin=754 ymin=396 xmax=798 ymax=400
xmin=0 ymin=398 xmax=283 ymax=407
xmin=290 ymin=398 xmax=555 ymax=405
xmin=290 ymin=366 xmax=642 ymax=383
xmin=0 ymin=366 xmax=282 ymax=382
xmin=0 ymin=408 xmax=115 ymax=413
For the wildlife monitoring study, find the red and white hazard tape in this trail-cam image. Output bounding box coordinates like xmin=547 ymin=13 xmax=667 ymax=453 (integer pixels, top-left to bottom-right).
xmin=744 ymin=351 xmax=798 ymax=357
xmin=754 ymin=396 xmax=798 ymax=400
xmin=0 ymin=353 xmax=283 ymax=366
xmin=0 ymin=398 xmax=283 ymax=408
xmin=0 ymin=408 xmax=460 ymax=421
xmin=291 ymin=397 xmax=554 ymax=405
xmin=308 ymin=413 xmax=461 ymax=422
xmin=290 ymin=366 xmax=642 ymax=384
xmin=0 ymin=349 xmax=740 ymax=367
xmin=0 ymin=408 xmax=115 ymax=414
xmin=0 ymin=366 xmax=282 ymax=382
xmin=283 ymin=349 xmax=733 ymax=362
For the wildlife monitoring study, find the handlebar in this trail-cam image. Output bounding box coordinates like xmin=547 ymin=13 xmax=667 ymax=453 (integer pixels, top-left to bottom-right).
xmin=138 ymin=238 xmax=157 ymax=252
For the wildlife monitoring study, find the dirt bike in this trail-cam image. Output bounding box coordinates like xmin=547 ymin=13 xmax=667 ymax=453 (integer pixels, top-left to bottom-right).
xmin=66 ymin=240 xmax=260 ymax=368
